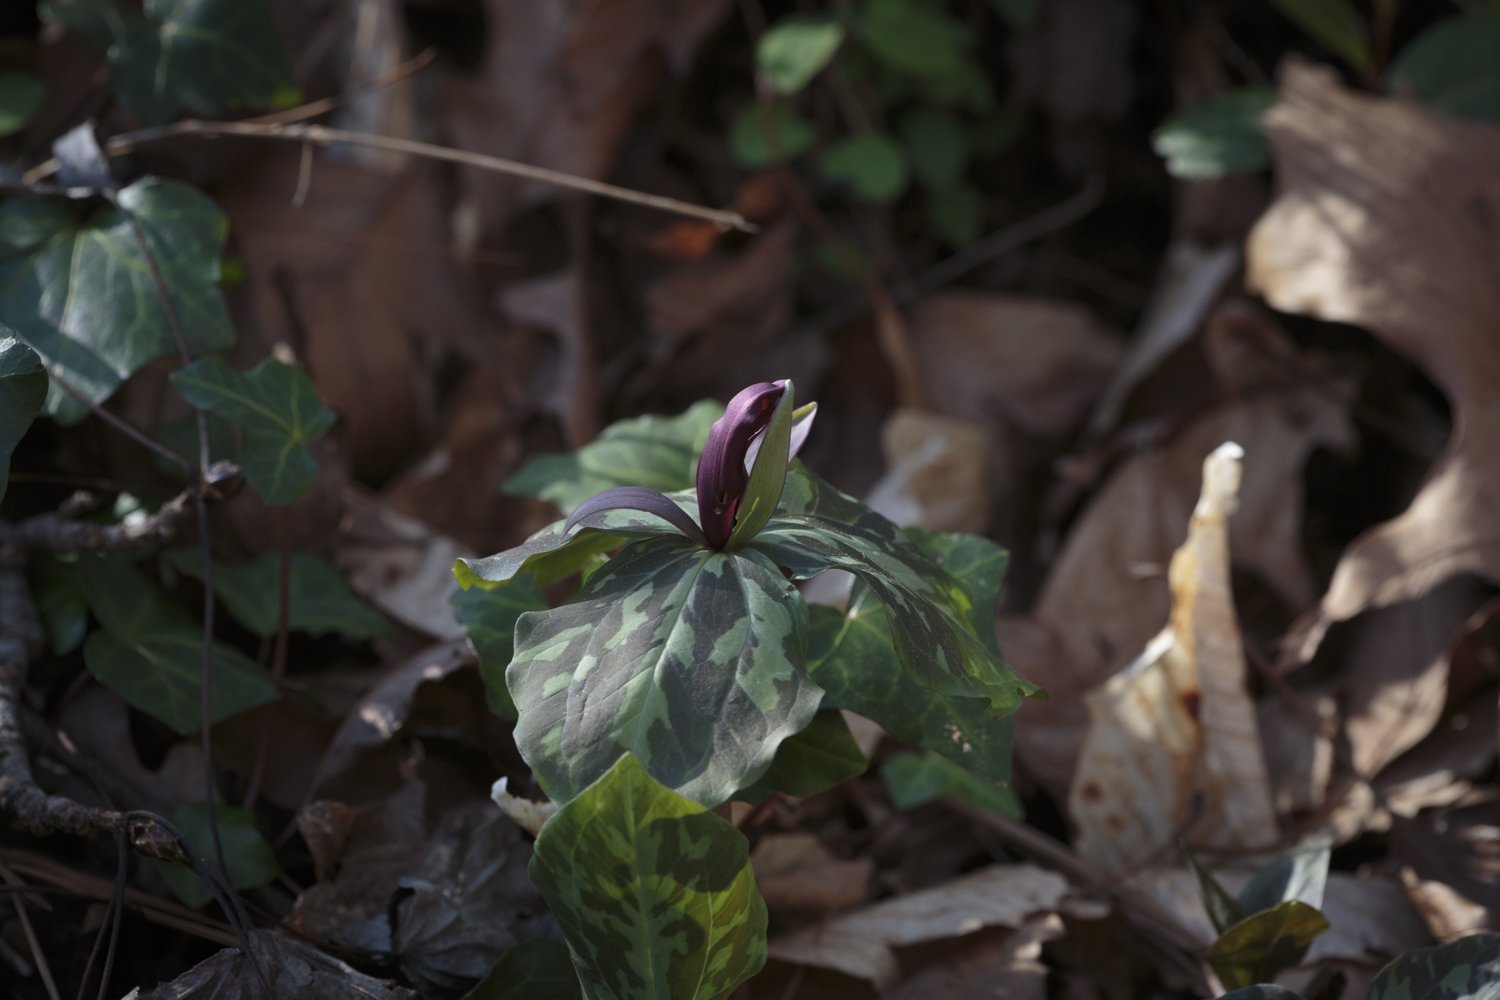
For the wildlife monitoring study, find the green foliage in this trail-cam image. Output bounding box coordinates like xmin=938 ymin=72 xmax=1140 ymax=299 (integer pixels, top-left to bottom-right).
xmin=737 ymin=708 xmax=867 ymax=802
xmin=30 ymin=557 xmax=89 ymax=656
xmin=854 ymin=0 xmax=977 ymax=93
xmin=156 ymin=803 xmax=279 ymax=908
xmin=726 ymin=386 xmax=796 ymax=549
xmin=450 ymin=576 xmax=548 ymax=722
xmin=529 ymin=754 xmax=767 ymax=1000
xmin=1236 ymin=839 xmax=1331 ymax=916
xmin=817 ymin=134 xmax=910 ymax=202
xmin=1216 ymin=988 xmax=1306 ymax=1000
xmin=1369 ymin=934 xmax=1500 ymax=1000
xmin=41 ymin=0 xmax=299 ymax=125
xmin=730 ymin=105 xmax=817 ymax=167
xmin=1207 ymin=901 xmax=1331 ymax=991
xmin=171 ymin=356 xmax=334 ymax=505
xmin=757 ymin=16 xmax=846 ymax=96
xmin=163 ymin=549 xmax=385 ymax=639
xmin=900 ymin=107 xmax=968 ymax=189
xmin=507 ymin=401 xmax=721 ymax=514
xmin=1153 ymin=88 xmax=1275 ymax=180
xmin=0 ymin=73 xmax=45 ymax=136
xmin=881 ymin=750 xmax=1020 ymax=815
xmin=465 ymin=940 xmax=583 ymax=1000
xmin=0 ymin=334 xmax=46 ymax=504
xmin=0 ymin=178 xmax=233 ymax=423
xmin=72 ymin=555 xmax=276 ymax=734
xmin=1388 ymin=8 xmax=1500 ymax=125
xmin=1268 ymin=0 xmax=1372 ymax=74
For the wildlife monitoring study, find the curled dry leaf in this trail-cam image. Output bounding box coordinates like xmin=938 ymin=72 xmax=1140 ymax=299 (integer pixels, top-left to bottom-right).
xmin=1070 ymin=443 xmax=1279 ymax=872
xmin=863 ymin=409 xmax=991 ymax=534
xmin=491 ymin=776 xmax=558 ymax=838
xmin=1246 ymin=60 xmax=1500 ymax=660
xmin=750 ymin=832 xmax=875 ymax=913
xmin=768 ymin=863 xmax=1070 ymax=988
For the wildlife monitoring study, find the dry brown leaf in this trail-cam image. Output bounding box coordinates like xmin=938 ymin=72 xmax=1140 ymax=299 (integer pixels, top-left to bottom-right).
xmin=1070 ymin=444 xmax=1279 ymax=872
xmin=1006 ymin=378 xmax=1355 ymax=797
xmin=1246 ymin=61 xmax=1500 ymax=660
xmin=1307 ymin=874 xmax=1433 ymax=967
xmin=1402 ymin=867 xmax=1498 ymax=942
xmin=864 ymin=409 xmax=991 ymax=534
xmin=767 ymin=863 xmax=1069 ymax=988
xmin=750 ymin=832 xmax=875 ymax=913
xmin=884 ymin=917 xmax=1061 ymax=1000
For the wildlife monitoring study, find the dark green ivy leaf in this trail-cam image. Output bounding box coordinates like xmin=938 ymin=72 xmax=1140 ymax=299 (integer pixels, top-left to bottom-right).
xmin=465 ymin=940 xmax=582 ymax=1000
xmin=736 ymin=708 xmax=866 ymax=802
xmin=1207 ymin=900 xmax=1331 ymax=991
xmin=880 ymin=750 xmax=1020 ymax=815
xmin=156 ymin=803 xmax=279 ymax=909
xmin=506 ymin=400 xmax=721 ymax=514
xmin=71 ymin=555 xmax=276 ymax=734
xmin=900 ymin=107 xmax=968 ymax=190
xmin=730 ymin=105 xmax=817 ymax=168
xmin=171 ymin=356 xmax=334 ymax=505
xmin=0 ymin=333 xmax=47 ymax=503
xmin=529 ymin=754 xmax=767 ymax=1000
xmin=450 ymin=575 xmax=548 ymax=723
xmin=508 ymin=534 xmax=823 ymax=807
xmin=1368 ymin=934 xmax=1500 ymax=1000
xmin=756 ymin=16 xmax=845 ymax=96
xmin=0 ymin=73 xmax=45 ymax=136
xmin=817 ymin=134 xmax=909 ymax=202
xmin=0 ymin=178 xmax=233 ymax=423
xmin=1388 ymin=8 xmax=1500 ymax=125
xmin=163 ymin=548 xmax=386 ymax=639
xmin=1153 ymin=88 xmax=1275 ymax=180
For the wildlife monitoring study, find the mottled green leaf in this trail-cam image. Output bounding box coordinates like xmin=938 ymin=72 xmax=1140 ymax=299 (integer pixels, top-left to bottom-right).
xmin=1369 ymin=934 xmax=1500 ymax=1000
xmin=1389 ymin=8 xmax=1500 ymax=124
xmin=1216 ymin=988 xmax=1306 ymax=1000
xmin=1207 ymin=901 xmax=1331 ymax=991
xmin=0 ymin=178 xmax=233 ymax=423
xmin=465 ymin=940 xmax=582 ymax=1000
xmin=530 ymin=754 xmax=766 ymax=1000
xmin=0 ymin=333 xmax=46 ymax=503
xmin=1153 ymin=88 xmax=1274 ymax=180
xmin=171 ymin=356 xmax=334 ymax=505
xmin=737 ymin=709 xmax=866 ymax=802
xmin=72 ymin=555 xmax=276 ymax=734
xmin=881 ymin=750 xmax=1020 ymax=815
xmin=730 ymin=105 xmax=816 ymax=168
xmin=1269 ymin=0 xmax=1371 ymax=73
xmin=900 ymin=107 xmax=968 ymax=189
xmin=818 ymin=134 xmax=909 ymax=202
xmin=163 ymin=548 xmax=385 ymax=639
xmin=0 ymin=73 xmax=45 ymax=136
xmin=156 ymin=803 xmax=279 ymax=908
xmin=451 ymin=575 xmax=547 ymax=722
xmin=757 ymin=470 xmax=1040 ymax=715
xmin=1238 ymin=839 xmax=1330 ymax=916
xmin=507 ymin=401 xmax=721 ymax=514
xmin=509 ymin=534 xmax=823 ymax=807
xmin=757 ymin=16 xmax=845 ymax=96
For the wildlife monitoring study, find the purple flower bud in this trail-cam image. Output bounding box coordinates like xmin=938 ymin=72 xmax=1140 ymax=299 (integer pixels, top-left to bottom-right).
xmin=696 ymin=381 xmax=786 ymax=550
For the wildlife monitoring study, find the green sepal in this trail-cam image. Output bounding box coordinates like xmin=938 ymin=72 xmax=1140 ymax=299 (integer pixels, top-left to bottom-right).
xmin=726 ymin=382 xmax=795 ymax=551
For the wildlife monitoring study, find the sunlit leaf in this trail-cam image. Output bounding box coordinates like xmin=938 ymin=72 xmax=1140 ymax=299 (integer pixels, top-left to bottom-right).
xmin=730 ymin=105 xmax=816 ymax=168
xmin=450 ymin=576 xmax=547 ymax=723
xmin=737 ymin=709 xmax=866 ymax=802
xmin=529 ymin=754 xmax=766 ymax=1000
xmin=1268 ymin=0 xmax=1372 ymax=73
xmin=1368 ymin=933 xmax=1500 ymax=1000
xmin=72 ymin=555 xmax=276 ymax=734
xmin=171 ymin=356 xmax=334 ymax=505
xmin=508 ymin=534 xmax=823 ymax=807
xmin=0 ymin=73 xmax=45 ymax=136
xmin=1237 ymin=839 xmax=1331 ymax=915
xmin=1153 ymin=88 xmax=1275 ymax=180
xmin=881 ymin=750 xmax=1020 ymax=815
xmin=1388 ymin=8 xmax=1500 ymax=124
xmin=465 ymin=940 xmax=582 ymax=1000
xmin=0 ymin=333 xmax=46 ymax=503
xmin=506 ymin=401 xmax=721 ymax=514
xmin=0 ymin=178 xmax=233 ymax=423
xmin=156 ymin=803 xmax=279 ymax=909
xmin=818 ymin=134 xmax=909 ymax=202
xmin=1207 ymin=901 xmax=1331 ymax=991
xmin=163 ymin=548 xmax=386 ymax=639
xmin=757 ymin=16 xmax=845 ymax=96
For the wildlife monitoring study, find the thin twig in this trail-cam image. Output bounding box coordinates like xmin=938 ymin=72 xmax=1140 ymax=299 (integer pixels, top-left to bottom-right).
xmin=26 ymin=119 xmax=756 ymax=233
xmin=0 ymin=470 xmax=233 ymax=554
xmin=47 ymin=373 xmax=192 ymax=472
xmin=0 ymin=865 xmax=60 ymax=1000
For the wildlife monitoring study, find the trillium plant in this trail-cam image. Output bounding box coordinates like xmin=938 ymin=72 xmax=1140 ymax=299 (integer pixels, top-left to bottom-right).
xmin=454 ymin=380 xmax=1042 ymax=1000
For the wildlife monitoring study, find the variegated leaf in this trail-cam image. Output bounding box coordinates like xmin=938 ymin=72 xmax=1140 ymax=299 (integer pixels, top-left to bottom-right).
xmin=530 ymin=754 xmax=767 ymax=1000
xmin=754 ymin=467 xmax=1040 ymax=713
xmin=737 ymin=708 xmax=866 ymax=802
xmin=509 ymin=533 xmax=822 ymax=806
xmin=1369 ymin=934 xmax=1500 ymax=1000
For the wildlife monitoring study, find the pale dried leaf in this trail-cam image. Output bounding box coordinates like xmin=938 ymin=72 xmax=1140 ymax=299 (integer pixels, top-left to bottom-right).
xmin=750 ymin=832 xmax=874 ymax=912
xmin=491 ymin=777 xmax=558 ymax=838
xmin=335 ymin=487 xmax=470 ymax=639
xmin=864 ymin=409 xmax=991 ymax=533
xmin=1070 ymin=444 xmax=1279 ymax=872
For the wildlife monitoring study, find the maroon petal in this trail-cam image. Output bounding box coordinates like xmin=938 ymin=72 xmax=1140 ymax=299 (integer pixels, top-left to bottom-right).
xmin=696 ymin=381 xmax=786 ymax=549
xmin=564 ymin=486 xmax=709 ymax=548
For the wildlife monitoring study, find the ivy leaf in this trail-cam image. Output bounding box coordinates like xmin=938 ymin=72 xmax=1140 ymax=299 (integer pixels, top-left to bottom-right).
xmin=450 ymin=576 xmax=547 ymax=723
xmin=1153 ymin=88 xmax=1275 ymax=180
xmin=757 ymin=16 xmax=845 ymax=96
xmin=0 ymin=333 xmax=47 ymax=504
xmin=162 ymin=549 xmax=386 ymax=640
xmin=171 ymin=356 xmax=334 ymax=505
xmin=466 ymin=940 xmax=582 ymax=1000
xmin=506 ymin=401 xmax=721 ymax=514
xmin=156 ymin=803 xmax=279 ymax=909
xmin=730 ymin=105 xmax=816 ymax=168
xmin=1369 ymin=934 xmax=1500 ymax=1000
xmin=900 ymin=107 xmax=968 ymax=189
xmin=736 ymin=709 xmax=866 ymax=802
xmin=45 ymin=0 xmax=299 ymax=125
xmin=880 ymin=750 xmax=1020 ymax=815
xmin=72 ymin=556 xmax=277 ymax=734
xmin=1207 ymin=901 xmax=1331 ymax=991
xmin=817 ymin=134 xmax=909 ymax=202
xmin=1388 ymin=8 xmax=1500 ymax=124
xmin=529 ymin=754 xmax=767 ymax=1000
xmin=0 ymin=73 xmax=45 ymax=136
xmin=757 ymin=469 xmax=1041 ymax=715
xmin=929 ymin=182 xmax=983 ymax=247
xmin=855 ymin=0 xmax=969 ymax=83
xmin=0 ymin=178 xmax=233 ymax=423
xmin=508 ymin=534 xmax=823 ymax=807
